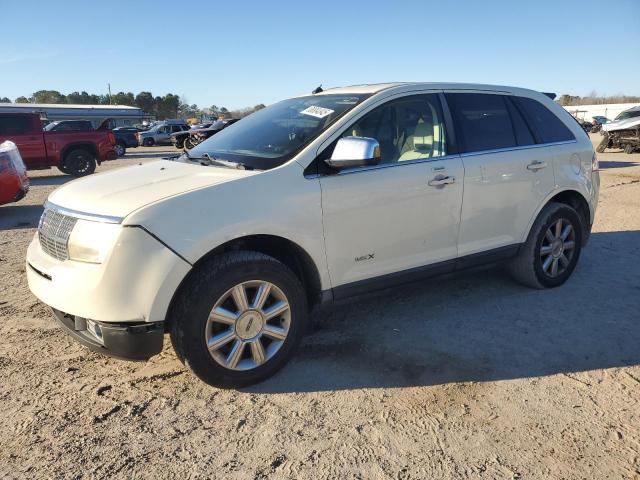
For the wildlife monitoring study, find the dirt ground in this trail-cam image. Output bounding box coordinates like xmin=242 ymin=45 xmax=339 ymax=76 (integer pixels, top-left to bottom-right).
xmin=1 ymin=138 xmax=639 ymax=479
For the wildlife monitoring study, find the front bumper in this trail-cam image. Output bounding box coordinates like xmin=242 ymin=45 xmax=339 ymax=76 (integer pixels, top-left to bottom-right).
xmin=27 ymin=226 xmax=191 ymax=324
xmin=51 ymin=308 xmax=163 ymax=360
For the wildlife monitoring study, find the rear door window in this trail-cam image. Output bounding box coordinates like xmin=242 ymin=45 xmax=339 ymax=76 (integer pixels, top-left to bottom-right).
xmin=515 ymin=97 xmax=575 ymax=143
xmin=0 ymin=115 xmax=31 ymax=135
xmin=505 ymin=97 xmax=536 ymax=146
xmin=445 ymin=93 xmax=516 ymax=153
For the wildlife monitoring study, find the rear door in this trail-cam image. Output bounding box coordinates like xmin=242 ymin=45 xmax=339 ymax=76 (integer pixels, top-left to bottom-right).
xmin=0 ymin=114 xmax=47 ymax=168
xmin=319 ymin=93 xmax=464 ymax=295
xmin=445 ymin=92 xmax=556 ymax=256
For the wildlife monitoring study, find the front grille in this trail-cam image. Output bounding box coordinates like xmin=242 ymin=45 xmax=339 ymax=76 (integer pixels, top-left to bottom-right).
xmin=38 ymin=208 xmax=77 ymax=261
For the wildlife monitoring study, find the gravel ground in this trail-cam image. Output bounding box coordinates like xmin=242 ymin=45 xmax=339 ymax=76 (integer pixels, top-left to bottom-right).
xmin=1 ymin=139 xmax=639 ymax=479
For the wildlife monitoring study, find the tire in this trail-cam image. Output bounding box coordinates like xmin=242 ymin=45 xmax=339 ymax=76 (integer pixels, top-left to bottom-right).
xmin=624 ymin=144 xmax=635 ymax=154
xmin=169 ymin=251 xmax=308 ymax=388
xmin=174 ymin=138 xmax=185 ymax=149
xmin=57 ymin=164 xmax=70 ymax=175
xmin=184 ymin=137 xmax=195 ymax=149
xmin=509 ymin=202 xmax=583 ymax=289
xmin=114 ymin=142 xmax=126 ymax=157
xmin=596 ymin=134 xmax=609 ymax=153
xmin=143 ymin=138 xmax=155 ymax=147
xmin=62 ymin=148 xmax=97 ymax=177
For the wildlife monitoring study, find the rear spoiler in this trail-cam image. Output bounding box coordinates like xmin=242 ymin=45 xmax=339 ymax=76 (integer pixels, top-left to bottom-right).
xmin=542 ymin=92 xmax=556 ymax=100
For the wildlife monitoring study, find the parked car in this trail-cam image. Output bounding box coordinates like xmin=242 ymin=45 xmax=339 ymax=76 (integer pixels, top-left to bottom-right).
xmin=171 ymin=119 xmax=238 ymax=149
xmin=185 ymin=119 xmax=240 ymax=149
xmin=43 ymin=120 xmax=94 ymax=132
xmin=26 ymin=83 xmax=599 ymax=388
xmin=598 ymin=106 xmax=640 ymax=154
xmin=138 ymin=121 xmax=190 ymax=146
xmin=0 ymin=141 xmax=29 ymax=206
xmin=112 ymin=127 xmax=140 ymax=156
xmin=0 ymin=113 xmax=116 ymax=176
xmin=590 ymin=116 xmax=609 ymax=133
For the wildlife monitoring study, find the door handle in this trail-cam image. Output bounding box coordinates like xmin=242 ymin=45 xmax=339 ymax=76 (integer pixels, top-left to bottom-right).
xmin=428 ymin=175 xmax=455 ymax=187
xmin=527 ymin=160 xmax=547 ymax=171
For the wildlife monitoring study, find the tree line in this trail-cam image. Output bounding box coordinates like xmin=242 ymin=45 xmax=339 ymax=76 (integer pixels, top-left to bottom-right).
xmin=0 ymin=90 xmax=266 ymax=120
xmin=558 ymin=92 xmax=640 ymax=106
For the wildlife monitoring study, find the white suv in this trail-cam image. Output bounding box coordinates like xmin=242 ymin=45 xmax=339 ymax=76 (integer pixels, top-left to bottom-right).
xmin=27 ymin=83 xmax=599 ymax=387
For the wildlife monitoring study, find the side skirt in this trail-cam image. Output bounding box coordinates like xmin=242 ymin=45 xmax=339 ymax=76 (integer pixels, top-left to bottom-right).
xmin=326 ymin=244 xmax=522 ymax=302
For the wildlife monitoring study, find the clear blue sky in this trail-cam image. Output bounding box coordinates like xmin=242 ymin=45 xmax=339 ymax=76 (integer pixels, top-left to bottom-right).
xmin=2 ymin=0 xmax=639 ymax=109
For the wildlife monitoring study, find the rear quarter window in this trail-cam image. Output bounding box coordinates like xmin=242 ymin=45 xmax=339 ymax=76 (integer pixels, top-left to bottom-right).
xmin=515 ymin=97 xmax=575 ymax=143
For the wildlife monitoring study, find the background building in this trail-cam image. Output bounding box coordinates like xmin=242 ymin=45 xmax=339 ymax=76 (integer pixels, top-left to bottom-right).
xmin=0 ymin=103 xmax=150 ymax=127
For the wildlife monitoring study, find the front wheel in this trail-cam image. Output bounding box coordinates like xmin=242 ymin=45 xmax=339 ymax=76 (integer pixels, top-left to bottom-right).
xmin=184 ymin=137 xmax=195 ymax=149
xmin=596 ymin=133 xmax=609 ymax=153
xmin=169 ymin=251 xmax=308 ymax=388
xmin=509 ymin=202 xmax=583 ymax=289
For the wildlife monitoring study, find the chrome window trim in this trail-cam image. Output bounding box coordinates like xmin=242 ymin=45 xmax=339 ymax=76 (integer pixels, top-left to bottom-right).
xmin=315 ymin=139 xmax=577 ymax=178
xmin=335 ymin=154 xmax=459 ymax=176
xmin=43 ymin=201 xmax=123 ymax=224
xmin=459 ymin=139 xmax=577 ymax=158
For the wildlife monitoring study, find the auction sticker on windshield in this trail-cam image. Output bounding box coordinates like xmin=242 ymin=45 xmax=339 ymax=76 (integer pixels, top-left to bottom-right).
xmin=300 ymin=106 xmax=335 ymax=119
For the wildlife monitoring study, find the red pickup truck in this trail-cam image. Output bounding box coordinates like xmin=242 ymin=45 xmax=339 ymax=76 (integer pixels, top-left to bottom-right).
xmin=0 ymin=113 xmax=117 ymax=177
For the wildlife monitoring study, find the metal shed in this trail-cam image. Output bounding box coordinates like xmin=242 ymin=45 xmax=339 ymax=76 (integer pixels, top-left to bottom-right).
xmin=0 ymin=103 xmax=151 ymax=127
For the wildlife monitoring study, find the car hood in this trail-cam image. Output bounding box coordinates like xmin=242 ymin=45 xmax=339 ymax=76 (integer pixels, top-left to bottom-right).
xmin=48 ymin=160 xmax=254 ymax=219
xmin=602 ymin=117 xmax=640 ymax=132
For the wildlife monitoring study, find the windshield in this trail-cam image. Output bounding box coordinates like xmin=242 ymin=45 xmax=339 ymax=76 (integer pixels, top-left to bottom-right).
xmin=615 ymin=110 xmax=640 ymax=121
xmin=184 ymin=94 xmax=368 ymax=170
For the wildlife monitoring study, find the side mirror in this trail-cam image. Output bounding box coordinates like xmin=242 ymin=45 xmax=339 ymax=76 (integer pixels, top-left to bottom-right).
xmin=325 ymin=136 xmax=381 ymax=169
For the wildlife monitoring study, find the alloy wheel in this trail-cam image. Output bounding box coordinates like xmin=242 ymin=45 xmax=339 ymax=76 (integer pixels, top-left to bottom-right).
xmin=540 ymin=218 xmax=576 ymax=278
xmin=205 ymin=280 xmax=291 ymax=371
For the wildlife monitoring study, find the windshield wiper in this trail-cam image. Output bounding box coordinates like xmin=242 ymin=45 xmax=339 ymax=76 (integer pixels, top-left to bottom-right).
xmin=182 ymin=151 xmax=251 ymax=170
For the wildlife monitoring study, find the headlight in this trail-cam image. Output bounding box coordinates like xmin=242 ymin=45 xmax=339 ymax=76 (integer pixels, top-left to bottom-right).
xmin=68 ymin=220 xmax=121 ymax=263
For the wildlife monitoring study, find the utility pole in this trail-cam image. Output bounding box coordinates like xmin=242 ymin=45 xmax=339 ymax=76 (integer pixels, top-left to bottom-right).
xmin=108 ymin=83 xmax=112 ymax=104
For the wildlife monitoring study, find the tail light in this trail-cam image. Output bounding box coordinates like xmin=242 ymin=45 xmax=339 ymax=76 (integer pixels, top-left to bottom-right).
xmin=108 ymin=132 xmax=116 ymax=145
xmin=592 ymin=152 xmax=599 ymax=171
xmin=135 ymin=132 xmax=140 ymax=141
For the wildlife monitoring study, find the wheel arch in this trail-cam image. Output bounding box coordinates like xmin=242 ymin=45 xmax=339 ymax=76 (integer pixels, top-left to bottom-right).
xmin=61 ymin=142 xmax=100 ymax=165
xmin=165 ymin=234 xmax=323 ymax=331
xmin=526 ymin=189 xmax=592 ymax=245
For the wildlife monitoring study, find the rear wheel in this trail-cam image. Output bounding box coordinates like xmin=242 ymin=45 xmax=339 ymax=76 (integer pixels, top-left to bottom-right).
xmin=184 ymin=137 xmax=195 ymax=149
xmin=174 ymin=138 xmax=185 ymax=149
xmin=114 ymin=142 xmax=126 ymax=157
xmin=624 ymin=144 xmax=635 ymax=154
xmin=509 ymin=202 xmax=583 ymax=289
xmin=169 ymin=251 xmax=308 ymax=388
xmin=62 ymin=148 xmax=96 ymax=177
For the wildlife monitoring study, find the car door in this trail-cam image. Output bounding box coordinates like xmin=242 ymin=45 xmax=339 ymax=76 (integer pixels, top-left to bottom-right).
xmin=319 ymin=93 xmax=464 ymax=296
xmin=156 ymin=126 xmax=170 ymax=144
xmin=0 ymin=114 xmax=47 ymax=168
xmin=444 ymin=92 xmax=556 ymax=257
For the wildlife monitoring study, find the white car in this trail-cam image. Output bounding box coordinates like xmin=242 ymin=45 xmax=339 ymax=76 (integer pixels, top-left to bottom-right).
xmin=27 ymin=83 xmax=599 ymax=387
